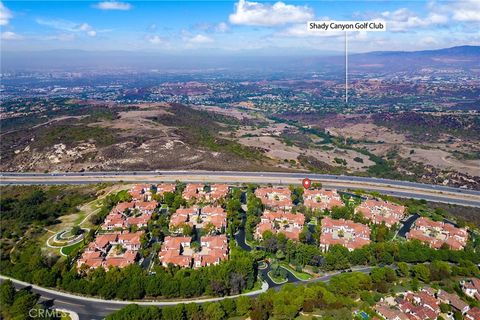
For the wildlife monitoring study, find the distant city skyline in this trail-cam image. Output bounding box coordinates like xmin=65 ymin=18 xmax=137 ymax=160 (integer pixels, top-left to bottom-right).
xmin=1 ymin=0 xmax=479 ymax=54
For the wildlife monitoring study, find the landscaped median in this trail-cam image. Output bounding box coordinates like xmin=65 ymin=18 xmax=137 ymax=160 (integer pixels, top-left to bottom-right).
xmin=280 ymin=263 xmax=313 ymax=281
xmin=267 ymin=270 xmax=288 ymax=284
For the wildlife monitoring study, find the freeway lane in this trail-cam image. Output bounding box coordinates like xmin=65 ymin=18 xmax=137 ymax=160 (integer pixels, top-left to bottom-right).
xmin=1 ymin=171 xmax=479 ymax=207
xmin=2 ymin=171 xmax=479 ymax=196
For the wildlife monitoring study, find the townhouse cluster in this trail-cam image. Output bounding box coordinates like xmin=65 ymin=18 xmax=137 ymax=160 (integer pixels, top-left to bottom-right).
xmin=407 ymin=217 xmax=468 ymax=250
xmin=320 ymin=216 xmax=371 ymax=251
xmin=375 ymin=286 xmax=479 ymax=320
xmin=255 ymin=211 xmax=305 ymax=240
xmin=169 ymin=206 xmax=227 ymax=233
xmin=158 ymin=183 xmax=230 ymax=268
xmin=254 ymin=187 xmax=304 ymax=241
xmin=303 ymin=189 xmax=344 ymax=211
xmin=182 ymin=183 xmax=229 ymax=202
xmin=319 ymin=198 xmax=407 ymax=252
xmin=354 ymin=199 xmax=406 ymax=227
xmin=77 ymin=231 xmax=143 ymax=271
xmin=255 ymin=187 xmax=293 ymax=210
xmin=77 ymin=184 xmax=167 ymax=271
xmin=102 ymin=183 xmax=177 ymax=230
xmin=159 ymin=234 xmax=228 ymax=268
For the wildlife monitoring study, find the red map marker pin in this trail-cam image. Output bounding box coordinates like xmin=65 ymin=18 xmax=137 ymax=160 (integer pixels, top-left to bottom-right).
xmin=302 ymin=178 xmax=311 ymax=189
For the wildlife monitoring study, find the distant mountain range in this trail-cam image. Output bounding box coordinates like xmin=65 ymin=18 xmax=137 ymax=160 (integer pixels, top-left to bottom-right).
xmin=360 ymin=45 xmax=480 ymax=57
xmin=345 ymin=45 xmax=480 ymax=71
xmin=2 ymin=45 xmax=478 ymax=72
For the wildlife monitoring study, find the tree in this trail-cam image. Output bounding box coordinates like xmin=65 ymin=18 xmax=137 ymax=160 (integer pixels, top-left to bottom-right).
xmin=440 ymin=303 xmax=451 ymax=313
xmin=71 ymin=225 xmax=82 ymax=236
xmin=429 ymin=261 xmax=451 ymax=281
xmin=181 ymin=223 xmax=193 ymax=236
xmin=162 ymin=304 xmax=184 ymax=320
xmin=106 ymin=304 xmax=161 ymax=320
xmin=331 ymin=206 xmax=353 ymax=220
xmin=397 ymin=262 xmax=410 ymax=277
xmin=0 ymin=280 xmax=15 ymax=307
xmin=323 ymin=245 xmax=350 ymax=271
xmin=236 ymin=296 xmax=252 ymax=316
xmin=184 ymin=303 xmax=202 ymax=320
xmin=8 ymin=290 xmax=40 ymax=320
xmin=220 ymin=298 xmax=236 ymax=318
xmin=89 ymin=214 xmax=102 ymax=225
xmin=413 ymin=264 xmax=431 ymax=283
xmin=204 ymin=302 xmax=225 ymax=320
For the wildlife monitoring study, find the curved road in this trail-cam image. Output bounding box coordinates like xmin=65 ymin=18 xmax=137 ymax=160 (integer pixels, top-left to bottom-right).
xmin=1 ymin=227 xmax=372 ymax=319
xmin=1 ymin=171 xmax=479 ymax=207
xmin=0 ymin=266 xmax=373 ymax=320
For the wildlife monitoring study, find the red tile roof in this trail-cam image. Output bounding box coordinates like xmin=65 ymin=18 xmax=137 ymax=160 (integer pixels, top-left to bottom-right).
xmin=208 ymin=184 xmax=229 ymax=200
xmin=438 ymin=290 xmax=469 ymax=312
xmin=466 ymin=307 xmax=480 ymax=320
xmin=169 ymin=207 xmax=197 ymax=228
xmin=182 ymin=184 xmax=204 ymax=200
xmin=117 ymin=231 xmax=143 ymax=246
xmin=95 ymin=234 xmax=118 ymax=248
xmin=135 ymin=201 xmax=158 ymax=212
xmin=255 ymin=210 xmax=305 ymax=241
xmin=113 ymin=201 xmax=136 ymax=214
xmin=303 ymin=189 xmax=344 ymax=210
xmin=157 ymin=183 xmax=176 ymax=195
xmin=126 ymin=214 xmax=151 ymax=227
xmin=255 ymin=187 xmax=293 ymax=209
xmin=355 ymin=199 xmax=405 ymax=227
xmin=320 ymin=217 xmax=371 ymax=251
xmin=201 ymin=206 xmax=227 ymax=229
xmin=407 ymin=217 xmax=468 ymax=250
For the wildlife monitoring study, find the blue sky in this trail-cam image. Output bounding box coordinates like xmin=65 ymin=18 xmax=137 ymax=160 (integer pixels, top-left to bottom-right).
xmin=1 ymin=1 xmax=479 ymax=53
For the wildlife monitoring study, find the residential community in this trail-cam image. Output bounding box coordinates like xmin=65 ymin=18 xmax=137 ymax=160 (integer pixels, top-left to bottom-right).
xmin=2 ymin=179 xmax=478 ymax=320
xmin=375 ymin=285 xmax=480 ymax=320
xmin=75 ymin=183 xmax=472 ymax=275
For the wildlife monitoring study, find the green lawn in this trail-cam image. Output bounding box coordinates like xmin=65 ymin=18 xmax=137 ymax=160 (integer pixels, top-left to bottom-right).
xmin=280 ymin=263 xmax=313 ymax=280
xmin=267 ymin=271 xmax=288 ymax=284
xmin=61 ymin=240 xmax=84 ymax=256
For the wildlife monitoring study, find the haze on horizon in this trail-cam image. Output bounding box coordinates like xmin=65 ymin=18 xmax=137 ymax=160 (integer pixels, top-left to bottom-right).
xmin=1 ymin=0 xmax=479 ymax=58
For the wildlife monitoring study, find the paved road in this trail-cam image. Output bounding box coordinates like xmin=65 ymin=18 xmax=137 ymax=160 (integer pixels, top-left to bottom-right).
xmin=1 ymin=171 xmax=479 ymax=207
xmin=1 ymin=265 xmax=373 ymax=320
xmin=397 ymin=214 xmax=421 ymax=238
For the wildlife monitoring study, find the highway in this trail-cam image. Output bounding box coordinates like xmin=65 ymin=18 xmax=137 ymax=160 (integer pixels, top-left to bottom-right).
xmin=1 ymin=170 xmax=480 ymax=207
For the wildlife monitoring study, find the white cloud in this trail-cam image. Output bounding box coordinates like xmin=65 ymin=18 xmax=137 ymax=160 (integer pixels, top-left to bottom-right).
xmin=380 ymin=8 xmax=448 ymax=31
xmin=146 ymin=35 xmax=163 ymax=44
xmin=1 ymin=31 xmax=22 ymax=40
xmin=36 ymin=19 xmax=97 ymax=37
xmin=229 ymin=0 xmax=313 ymax=26
xmin=450 ymin=0 xmax=480 ymax=22
xmin=0 ymin=1 xmax=13 ymax=25
xmin=419 ymin=36 xmax=439 ymax=46
xmin=280 ymin=23 xmax=343 ymax=38
xmin=94 ymin=1 xmax=132 ymax=11
xmin=78 ymin=23 xmax=97 ymax=37
xmin=215 ymin=22 xmax=229 ymax=33
xmin=188 ymin=34 xmax=214 ymax=44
